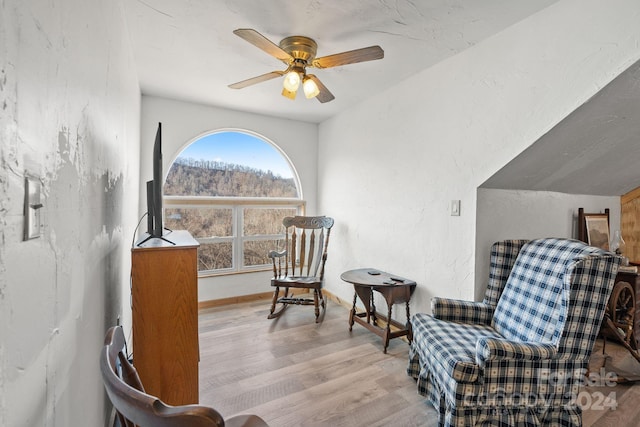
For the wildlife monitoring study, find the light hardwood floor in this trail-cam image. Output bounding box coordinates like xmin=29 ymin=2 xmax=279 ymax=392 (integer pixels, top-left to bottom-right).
xmin=198 ymin=296 xmax=640 ymax=427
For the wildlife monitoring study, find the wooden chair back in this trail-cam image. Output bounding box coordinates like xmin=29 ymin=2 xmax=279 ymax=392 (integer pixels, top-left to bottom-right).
xmin=101 ymin=326 xmax=268 ymax=427
xmin=578 ymin=207 xmax=610 ymax=247
xmin=271 ymin=216 xmax=334 ymax=280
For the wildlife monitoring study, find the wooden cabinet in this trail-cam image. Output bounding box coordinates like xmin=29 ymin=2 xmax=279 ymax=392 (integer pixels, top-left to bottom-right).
xmin=621 ymin=186 xmax=640 ymax=263
xmin=131 ymin=230 xmax=200 ymax=405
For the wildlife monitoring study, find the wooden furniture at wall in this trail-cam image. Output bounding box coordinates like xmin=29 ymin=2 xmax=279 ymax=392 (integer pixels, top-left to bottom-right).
xmin=621 ymin=186 xmax=640 ymax=263
xmin=131 ymin=230 xmax=200 ymax=406
xmin=577 ymin=207 xmax=610 ymax=249
xmin=615 ymin=270 xmax=640 ymax=349
xmin=577 ymin=208 xmax=640 ymax=362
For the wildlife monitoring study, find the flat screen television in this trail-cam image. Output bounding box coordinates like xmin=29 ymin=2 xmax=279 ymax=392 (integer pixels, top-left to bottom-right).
xmin=138 ymin=122 xmax=173 ymax=246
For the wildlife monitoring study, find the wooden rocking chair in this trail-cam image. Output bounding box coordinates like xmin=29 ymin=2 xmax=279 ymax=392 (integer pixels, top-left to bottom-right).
xmin=268 ymin=216 xmax=334 ymax=323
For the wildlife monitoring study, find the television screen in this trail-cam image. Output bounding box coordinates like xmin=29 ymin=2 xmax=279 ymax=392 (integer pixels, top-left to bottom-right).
xmin=149 ymin=122 xmax=163 ymax=237
xmin=138 ymin=122 xmax=174 ymax=246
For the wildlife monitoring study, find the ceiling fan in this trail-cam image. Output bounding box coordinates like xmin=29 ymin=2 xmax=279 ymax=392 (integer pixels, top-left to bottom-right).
xmin=228 ymin=29 xmax=384 ymax=103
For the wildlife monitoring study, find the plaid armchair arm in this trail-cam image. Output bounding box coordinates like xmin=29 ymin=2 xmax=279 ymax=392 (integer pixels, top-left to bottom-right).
xmin=431 ymin=297 xmax=494 ymax=324
xmin=476 ymin=337 xmax=557 ymax=367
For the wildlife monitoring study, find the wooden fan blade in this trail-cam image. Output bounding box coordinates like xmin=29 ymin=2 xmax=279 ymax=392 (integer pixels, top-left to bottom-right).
xmin=307 ymin=75 xmax=335 ymax=103
xmin=228 ymin=71 xmax=284 ymax=89
xmin=312 ymin=45 xmax=384 ymax=69
xmin=233 ymin=29 xmax=291 ymax=62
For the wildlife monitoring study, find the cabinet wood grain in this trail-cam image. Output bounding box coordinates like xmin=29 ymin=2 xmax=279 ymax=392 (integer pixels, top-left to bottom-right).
xmin=131 ymin=230 xmax=200 ymax=405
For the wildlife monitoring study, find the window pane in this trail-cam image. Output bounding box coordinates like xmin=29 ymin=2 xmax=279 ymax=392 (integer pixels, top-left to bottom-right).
xmin=244 ymin=239 xmax=284 ymax=267
xmin=244 ymin=208 xmax=298 ymax=236
xmin=164 ymin=132 xmax=299 ymax=198
xmin=198 ymin=242 xmax=233 ymax=271
xmin=165 ymin=208 xmax=232 ymax=238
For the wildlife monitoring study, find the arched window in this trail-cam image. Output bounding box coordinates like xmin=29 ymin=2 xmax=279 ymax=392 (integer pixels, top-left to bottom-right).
xmin=163 ymin=130 xmax=304 ymax=275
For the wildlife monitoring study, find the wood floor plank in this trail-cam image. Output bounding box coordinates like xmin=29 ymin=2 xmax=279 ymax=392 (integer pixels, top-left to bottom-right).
xmin=198 ymin=298 xmax=436 ymax=425
xmin=263 ymin=367 xmax=399 ymax=426
xmin=585 ymin=384 xmax=640 ymax=426
xmin=321 ymin=391 xmax=418 ymax=427
xmin=370 ymin=399 xmax=437 ymax=427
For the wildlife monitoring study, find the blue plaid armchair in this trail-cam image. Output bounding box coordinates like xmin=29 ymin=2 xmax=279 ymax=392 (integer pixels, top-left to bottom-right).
xmin=408 ymin=238 xmax=620 ymax=426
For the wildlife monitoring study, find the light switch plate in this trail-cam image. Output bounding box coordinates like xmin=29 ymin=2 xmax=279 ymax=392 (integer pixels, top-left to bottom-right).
xmin=24 ymin=176 xmax=43 ymax=240
xmin=450 ymin=200 xmax=461 ymax=216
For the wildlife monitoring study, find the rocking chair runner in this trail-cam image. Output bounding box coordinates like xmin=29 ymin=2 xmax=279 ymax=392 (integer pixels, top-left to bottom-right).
xmin=268 ymin=215 xmax=334 ymax=323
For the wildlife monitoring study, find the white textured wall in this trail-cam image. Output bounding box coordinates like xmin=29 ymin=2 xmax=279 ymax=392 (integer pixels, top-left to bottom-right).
xmin=0 ymin=1 xmax=140 ymax=426
xmin=139 ymin=96 xmax=318 ymax=302
xmin=475 ymin=189 xmax=621 ymax=301
xmin=318 ymin=0 xmax=640 ymax=318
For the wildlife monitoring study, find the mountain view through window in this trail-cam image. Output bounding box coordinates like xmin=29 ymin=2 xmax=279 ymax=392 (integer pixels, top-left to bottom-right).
xmin=163 ymin=131 xmax=303 ymax=274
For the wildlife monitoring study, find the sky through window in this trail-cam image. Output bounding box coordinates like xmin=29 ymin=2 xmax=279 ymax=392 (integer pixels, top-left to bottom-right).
xmin=177 ymin=131 xmax=294 ymax=179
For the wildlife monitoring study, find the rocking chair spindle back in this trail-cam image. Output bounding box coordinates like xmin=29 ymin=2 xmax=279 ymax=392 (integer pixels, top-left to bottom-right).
xmin=268 ymin=216 xmax=334 ymax=323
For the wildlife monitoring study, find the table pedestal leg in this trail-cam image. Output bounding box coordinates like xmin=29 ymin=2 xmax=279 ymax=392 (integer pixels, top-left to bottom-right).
xmin=406 ymin=301 xmax=413 ymax=343
xmin=349 ymin=292 xmax=356 ymax=331
xmin=371 ymin=292 xmax=377 ymax=325
xmin=383 ymin=302 xmax=393 ymax=354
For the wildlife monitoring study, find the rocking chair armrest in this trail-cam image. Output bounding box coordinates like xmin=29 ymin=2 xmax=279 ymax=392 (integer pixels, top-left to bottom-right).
xmin=268 ymin=249 xmax=287 ymax=260
xmin=431 ymin=297 xmax=494 ymax=325
xmin=476 ymin=338 xmax=557 ymax=367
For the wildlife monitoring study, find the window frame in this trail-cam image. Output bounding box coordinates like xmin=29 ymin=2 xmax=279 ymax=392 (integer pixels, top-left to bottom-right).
xmin=164 ymin=196 xmax=305 ymax=277
xmin=163 ymin=129 xmax=305 ymax=277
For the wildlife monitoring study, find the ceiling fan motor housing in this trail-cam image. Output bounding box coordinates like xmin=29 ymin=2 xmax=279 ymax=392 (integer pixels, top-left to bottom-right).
xmin=279 ymin=36 xmax=318 ymax=64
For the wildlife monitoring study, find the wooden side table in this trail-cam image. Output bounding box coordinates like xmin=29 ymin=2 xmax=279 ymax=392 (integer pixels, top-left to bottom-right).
xmin=340 ymin=268 xmax=417 ymax=353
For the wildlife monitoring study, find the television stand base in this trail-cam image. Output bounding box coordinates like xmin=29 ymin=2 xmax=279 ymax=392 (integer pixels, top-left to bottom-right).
xmin=136 ymin=233 xmax=176 ymax=247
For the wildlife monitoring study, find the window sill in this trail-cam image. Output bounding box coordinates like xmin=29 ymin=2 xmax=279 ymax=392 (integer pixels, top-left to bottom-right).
xmin=198 ymin=266 xmax=272 ymax=279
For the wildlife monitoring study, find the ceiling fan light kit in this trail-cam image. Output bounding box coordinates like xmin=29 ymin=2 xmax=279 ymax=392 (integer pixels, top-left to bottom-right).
xmin=303 ymin=76 xmax=320 ymax=99
xmin=282 ymin=69 xmax=301 ymax=92
xmin=229 ymin=29 xmax=384 ymax=103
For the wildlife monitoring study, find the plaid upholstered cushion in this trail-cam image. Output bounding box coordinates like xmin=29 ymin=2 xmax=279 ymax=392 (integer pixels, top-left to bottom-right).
xmin=412 ymin=313 xmax=501 ymax=383
xmin=492 ymin=238 xmax=612 ymax=344
xmin=482 ymin=240 xmax=529 ymax=308
xmin=475 ymin=337 xmax=557 ymax=367
xmin=431 ymin=298 xmax=494 ymax=325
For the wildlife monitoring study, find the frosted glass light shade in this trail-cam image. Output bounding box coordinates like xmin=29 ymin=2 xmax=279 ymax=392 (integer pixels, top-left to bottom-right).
xmin=303 ymin=77 xmax=320 ymax=98
xmin=283 ymin=71 xmax=301 ymax=92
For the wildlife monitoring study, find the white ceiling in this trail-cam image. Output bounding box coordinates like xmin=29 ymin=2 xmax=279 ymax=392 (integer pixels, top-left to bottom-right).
xmin=124 ymin=0 xmax=640 ymax=197
xmin=124 ymin=0 xmax=558 ymax=123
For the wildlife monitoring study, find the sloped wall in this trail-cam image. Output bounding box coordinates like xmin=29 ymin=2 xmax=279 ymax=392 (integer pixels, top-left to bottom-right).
xmin=0 ymin=1 xmax=140 ymax=426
